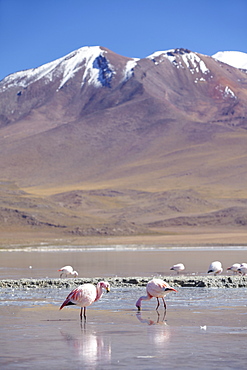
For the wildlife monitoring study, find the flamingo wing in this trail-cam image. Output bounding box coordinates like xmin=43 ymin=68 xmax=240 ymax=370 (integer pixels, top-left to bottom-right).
xmin=147 ymin=279 xmax=166 ymax=298
xmin=60 ymin=284 xmax=97 ymax=310
xmin=59 ymin=265 xmax=73 ymax=273
xmin=147 ymin=279 xmax=177 ymax=298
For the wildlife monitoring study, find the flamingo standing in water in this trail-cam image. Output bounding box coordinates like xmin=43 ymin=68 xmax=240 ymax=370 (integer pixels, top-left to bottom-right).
xmin=170 ymin=263 xmax=185 ymax=274
xmin=227 ymin=263 xmax=241 ymax=274
xmin=207 ymin=261 xmax=223 ymax=276
xmin=60 ymin=281 xmax=110 ymax=321
xmin=238 ymin=263 xmax=247 ymax=275
xmin=136 ymin=278 xmax=177 ymax=311
xmin=58 ymin=265 xmax=78 ymax=278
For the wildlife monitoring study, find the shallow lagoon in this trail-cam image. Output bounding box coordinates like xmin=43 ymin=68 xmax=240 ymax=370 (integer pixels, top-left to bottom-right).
xmin=0 ymin=245 xmax=247 ymax=369
xmin=0 ymin=286 xmax=247 ymax=369
xmin=1 ymin=244 xmax=247 ymax=279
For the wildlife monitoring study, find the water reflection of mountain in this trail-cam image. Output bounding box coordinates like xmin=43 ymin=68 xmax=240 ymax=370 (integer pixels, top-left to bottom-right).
xmin=60 ymin=328 xmax=111 ymax=368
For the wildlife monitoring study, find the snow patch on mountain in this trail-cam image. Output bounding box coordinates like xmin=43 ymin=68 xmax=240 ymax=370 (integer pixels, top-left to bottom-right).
xmin=181 ymin=52 xmax=209 ymax=74
xmin=90 ymin=55 xmax=114 ymax=87
xmin=147 ymin=48 xmax=210 ymax=75
xmin=215 ymin=84 xmax=237 ymax=100
xmin=1 ymin=58 xmax=61 ymax=90
xmin=194 ymin=77 xmax=206 ymax=84
xmin=123 ymin=59 xmax=139 ymax=81
xmin=224 ymin=86 xmax=236 ymax=99
xmin=212 ymin=51 xmax=247 ymax=70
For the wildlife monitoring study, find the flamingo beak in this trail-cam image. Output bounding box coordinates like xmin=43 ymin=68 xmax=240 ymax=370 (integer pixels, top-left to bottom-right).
xmin=165 ymin=287 xmax=177 ymax=292
xmin=106 ymin=287 xmax=110 ymax=293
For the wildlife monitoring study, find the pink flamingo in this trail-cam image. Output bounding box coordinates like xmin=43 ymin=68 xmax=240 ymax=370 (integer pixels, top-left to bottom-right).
xmin=136 ymin=278 xmax=177 ymax=311
xmin=60 ymin=281 xmax=110 ymax=321
xmin=58 ymin=265 xmax=78 ymax=278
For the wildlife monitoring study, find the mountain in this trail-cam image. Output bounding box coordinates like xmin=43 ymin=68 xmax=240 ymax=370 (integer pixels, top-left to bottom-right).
xmin=212 ymin=51 xmax=247 ymax=70
xmin=0 ymin=46 xmax=247 ymax=242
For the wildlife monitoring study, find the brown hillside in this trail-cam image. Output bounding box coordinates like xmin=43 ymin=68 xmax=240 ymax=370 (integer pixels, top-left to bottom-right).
xmin=0 ymin=47 xmax=247 ymax=244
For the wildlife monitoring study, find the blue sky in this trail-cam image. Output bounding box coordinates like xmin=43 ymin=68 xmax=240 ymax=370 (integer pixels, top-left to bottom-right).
xmin=0 ymin=0 xmax=246 ymax=80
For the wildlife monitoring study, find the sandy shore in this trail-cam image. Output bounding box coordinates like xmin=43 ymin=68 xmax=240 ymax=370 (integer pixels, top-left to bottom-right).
xmin=1 ymin=275 xmax=247 ymax=289
xmin=1 ymin=227 xmax=247 ymax=248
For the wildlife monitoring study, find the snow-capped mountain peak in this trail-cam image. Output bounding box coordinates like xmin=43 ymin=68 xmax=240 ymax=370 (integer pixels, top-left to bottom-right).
xmin=212 ymin=51 xmax=247 ymax=70
xmin=1 ymin=46 xmax=116 ymax=91
xmin=0 ymin=46 xmax=246 ymax=129
xmin=58 ymin=46 xmax=108 ymax=88
xmin=147 ymin=48 xmax=210 ymax=75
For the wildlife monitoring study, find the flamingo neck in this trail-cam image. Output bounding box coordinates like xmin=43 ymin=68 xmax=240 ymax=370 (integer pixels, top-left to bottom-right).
xmin=136 ymin=294 xmax=152 ymax=308
xmin=95 ymin=283 xmax=104 ymax=302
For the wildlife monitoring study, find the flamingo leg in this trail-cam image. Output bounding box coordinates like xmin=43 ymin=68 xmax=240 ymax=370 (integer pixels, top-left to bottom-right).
xmin=80 ymin=307 xmax=87 ymax=321
xmin=162 ymin=310 xmax=167 ymax=322
xmin=155 ymin=298 xmax=160 ymax=310
xmin=156 ymin=310 xmax=160 ymax=322
xmin=162 ymin=297 xmax=167 ymax=310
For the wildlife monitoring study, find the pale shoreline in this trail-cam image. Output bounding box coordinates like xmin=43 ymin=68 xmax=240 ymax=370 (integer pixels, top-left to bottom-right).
xmin=1 ymin=227 xmax=247 ymax=248
xmin=1 ymin=231 xmax=247 ymax=289
xmin=1 ymin=275 xmax=247 ymax=289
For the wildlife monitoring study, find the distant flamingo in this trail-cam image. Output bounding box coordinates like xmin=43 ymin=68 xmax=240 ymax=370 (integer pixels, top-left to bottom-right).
xmin=238 ymin=263 xmax=247 ymax=275
xmin=207 ymin=261 xmax=223 ymax=276
xmin=170 ymin=263 xmax=185 ymax=274
xmin=136 ymin=278 xmax=177 ymax=311
xmin=58 ymin=265 xmax=78 ymax=278
xmin=227 ymin=263 xmax=241 ymax=274
xmin=60 ymin=281 xmax=110 ymax=321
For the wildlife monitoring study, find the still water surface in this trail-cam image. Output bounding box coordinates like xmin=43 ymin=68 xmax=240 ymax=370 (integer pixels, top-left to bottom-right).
xmin=0 ymin=286 xmax=246 ymax=369
xmin=1 ymin=245 xmax=247 ymax=279
xmin=0 ymin=246 xmax=247 ymax=369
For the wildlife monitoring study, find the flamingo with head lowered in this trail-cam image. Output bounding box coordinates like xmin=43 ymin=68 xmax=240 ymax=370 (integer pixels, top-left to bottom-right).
xmin=207 ymin=261 xmax=223 ymax=276
xmin=60 ymin=281 xmax=110 ymax=321
xmin=58 ymin=265 xmax=78 ymax=278
xmin=227 ymin=263 xmax=241 ymax=274
xmin=136 ymin=278 xmax=177 ymax=312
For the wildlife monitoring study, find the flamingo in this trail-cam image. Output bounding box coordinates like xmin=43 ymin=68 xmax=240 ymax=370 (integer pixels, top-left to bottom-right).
xmin=238 ymin=263 xmax=247 ymax=275
xmin=136 ymin=278 xmax=177 ymax=311
xmin=60 ymin=281 xmax=110 ymax=321
xmin=170 ymin=263 xmax=185 ymax=274
xmin=227 ymin=263 xmax=241 ymax=274
xmin=58 ymin=265 xmax=78 ymax=278
xmin=207 ymin=261 xmax=223 ymax=276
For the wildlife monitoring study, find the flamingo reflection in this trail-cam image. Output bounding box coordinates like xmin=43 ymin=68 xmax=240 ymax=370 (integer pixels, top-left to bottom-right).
xmin=136 ymin=311 xmax=171 ymax=348
xmin=136 ymin=310 xmax=166 ymax=325
xmin=60 ymin=328 xmax=111 ymax=368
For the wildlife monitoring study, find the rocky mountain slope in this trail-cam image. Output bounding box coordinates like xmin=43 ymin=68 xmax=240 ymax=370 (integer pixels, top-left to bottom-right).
xmin=0 ymin=46 xmax=247 ymax=239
